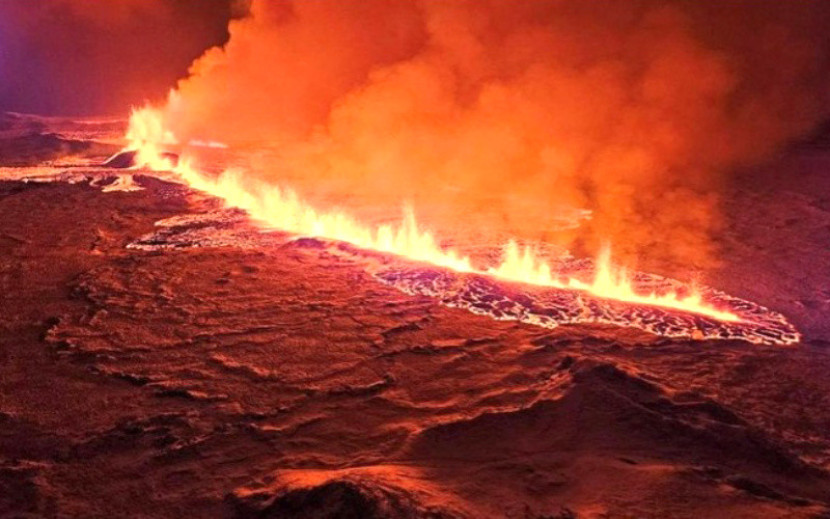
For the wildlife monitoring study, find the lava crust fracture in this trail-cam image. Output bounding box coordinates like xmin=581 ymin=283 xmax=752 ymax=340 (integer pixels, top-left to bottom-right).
xmin=374 ymin=266 xmax=801 ymax=346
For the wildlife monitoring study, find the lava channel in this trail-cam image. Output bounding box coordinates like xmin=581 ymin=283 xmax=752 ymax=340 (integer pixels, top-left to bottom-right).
xmin=127 ymin=205 xmax=801 ymax=346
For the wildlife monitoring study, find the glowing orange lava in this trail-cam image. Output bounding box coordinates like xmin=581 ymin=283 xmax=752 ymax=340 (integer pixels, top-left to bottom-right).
xmin=123 ymin=106 xmax=740 ymax=323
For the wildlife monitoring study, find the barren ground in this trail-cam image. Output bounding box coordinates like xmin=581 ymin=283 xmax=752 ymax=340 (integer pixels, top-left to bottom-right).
xmin=1 ymin=112 xmax=829 ymax=518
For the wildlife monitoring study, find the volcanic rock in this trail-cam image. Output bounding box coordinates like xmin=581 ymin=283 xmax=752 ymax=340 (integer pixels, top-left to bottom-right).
xmin=2 ymin=112 xmax=830 ymax=517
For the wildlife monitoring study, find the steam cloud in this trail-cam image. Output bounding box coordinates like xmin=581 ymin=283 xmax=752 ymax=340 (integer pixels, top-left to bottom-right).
xmin=158 ymin=1 xmax=830 ymax=268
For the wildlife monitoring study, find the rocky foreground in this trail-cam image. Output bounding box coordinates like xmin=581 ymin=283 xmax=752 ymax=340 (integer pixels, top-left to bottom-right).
xmin=1 ymin=113 xmax=830 ymax=517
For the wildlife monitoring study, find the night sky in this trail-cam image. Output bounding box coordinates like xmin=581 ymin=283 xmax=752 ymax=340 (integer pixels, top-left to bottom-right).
xmin=0 ymin=0 xmax=232 ymax=116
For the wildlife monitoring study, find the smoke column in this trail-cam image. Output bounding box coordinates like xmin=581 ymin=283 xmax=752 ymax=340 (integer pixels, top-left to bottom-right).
xmin=152 ymin=1 xmax=830 ymax=267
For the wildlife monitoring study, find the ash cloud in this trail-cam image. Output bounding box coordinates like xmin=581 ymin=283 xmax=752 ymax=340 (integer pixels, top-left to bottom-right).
xmin=162 ymin=1 xmax=830 ymax=267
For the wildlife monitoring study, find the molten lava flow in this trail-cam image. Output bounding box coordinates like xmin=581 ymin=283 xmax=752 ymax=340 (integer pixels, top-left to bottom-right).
xmin=488 ymin=242 xmax=739 ymax=322
xmin=569 ymin=247 xmax=738 ymax=322
xmin=123 ymin=106 xmax=740 ymax=323
xmin=177 ymin=164 xmax=475 ymax=273
xmin=126 ymin=106 xmax=178 ymax=171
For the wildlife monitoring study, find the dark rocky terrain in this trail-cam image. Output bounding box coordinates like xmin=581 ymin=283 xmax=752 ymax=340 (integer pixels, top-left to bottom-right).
xmin=1 ymin=113 xmax=830 ymax=518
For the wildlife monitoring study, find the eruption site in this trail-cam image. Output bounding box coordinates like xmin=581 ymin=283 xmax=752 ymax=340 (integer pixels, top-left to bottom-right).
xmin=146 ymin=0 xmax=830 ymax=269
xmin=6 ymin=2 xmax=830 ymax=517
xmin=94 ymin=0 xmax=830 ymax=347
xmin=120 ymin=106 xmax=799 ymax=345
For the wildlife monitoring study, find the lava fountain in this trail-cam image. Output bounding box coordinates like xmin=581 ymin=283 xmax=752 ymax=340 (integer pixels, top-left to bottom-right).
xmin=118 ymin=106 xmax=799 ymax=345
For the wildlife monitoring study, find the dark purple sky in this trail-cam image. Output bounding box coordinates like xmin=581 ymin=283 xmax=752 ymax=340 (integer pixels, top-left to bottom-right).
xmin=0 ymin=0 xmax=232 ymax=116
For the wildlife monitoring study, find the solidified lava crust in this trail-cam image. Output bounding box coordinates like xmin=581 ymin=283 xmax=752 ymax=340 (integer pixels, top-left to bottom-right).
xmin=373 ymin=267 xmax=802 ymax=346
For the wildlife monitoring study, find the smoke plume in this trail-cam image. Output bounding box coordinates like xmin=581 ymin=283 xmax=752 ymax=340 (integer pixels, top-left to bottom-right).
xmin=158 ymin=0 xmax=830 ymax=268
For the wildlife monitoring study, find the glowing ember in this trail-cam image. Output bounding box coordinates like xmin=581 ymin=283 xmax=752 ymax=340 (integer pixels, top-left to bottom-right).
xmin=122 ymin=106 xmax=760 ymax=329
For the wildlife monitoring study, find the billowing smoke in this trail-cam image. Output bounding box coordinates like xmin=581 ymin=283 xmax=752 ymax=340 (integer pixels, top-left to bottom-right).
xmin=0 ymin=0 xmax=231 ymax=115
xmin=158 ymin=0 xmax=830 ymax=268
